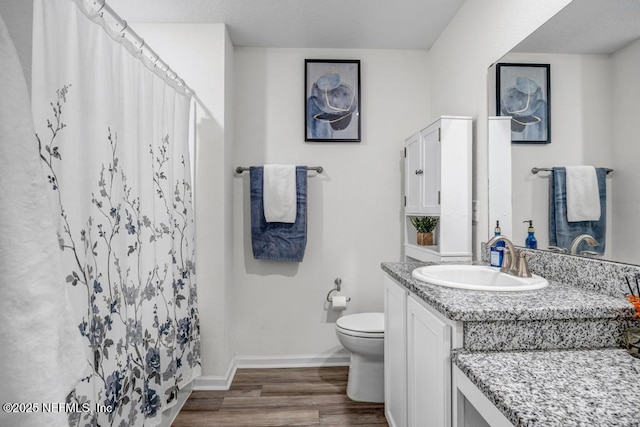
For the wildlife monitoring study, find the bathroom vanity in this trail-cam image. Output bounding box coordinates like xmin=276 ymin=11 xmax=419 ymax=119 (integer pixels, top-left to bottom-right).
xmin=382 ymin=249 xmax=640 ymax=427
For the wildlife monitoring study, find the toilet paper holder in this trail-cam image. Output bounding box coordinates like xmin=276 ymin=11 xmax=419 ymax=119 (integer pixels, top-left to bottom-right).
xmin=326 ymin=278 xmax=351 ymax=303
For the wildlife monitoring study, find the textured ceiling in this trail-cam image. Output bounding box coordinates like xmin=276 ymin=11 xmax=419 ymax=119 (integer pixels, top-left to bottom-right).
xmin=514 ymin=0 xmax=640 ymax=55
xmin=106 ymin=0 xmax=465 ymax=50
xmin=107 ymin=0 xmax=640 ymax=54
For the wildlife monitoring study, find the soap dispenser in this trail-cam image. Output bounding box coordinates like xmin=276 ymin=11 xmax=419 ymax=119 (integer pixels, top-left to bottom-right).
xmin=523 ymin=220 xmax=537 ymax=249
xmin=490 ymin=221 xmax=505 ymax=267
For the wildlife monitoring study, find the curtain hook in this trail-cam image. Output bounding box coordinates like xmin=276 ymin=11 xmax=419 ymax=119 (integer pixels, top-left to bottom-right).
xmin=119 ymin=20 xmax=128 ymax=37
xmin=94 ymin=0 xmax=106 ymax=14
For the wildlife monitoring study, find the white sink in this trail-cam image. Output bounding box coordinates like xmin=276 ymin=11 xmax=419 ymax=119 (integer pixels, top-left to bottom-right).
xmin=411 ymin=264 xmax=549 ymax=292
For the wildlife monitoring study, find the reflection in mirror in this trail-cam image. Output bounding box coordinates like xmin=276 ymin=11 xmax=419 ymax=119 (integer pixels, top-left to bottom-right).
xmin=489 ymin=0 xmax=640 ymax=265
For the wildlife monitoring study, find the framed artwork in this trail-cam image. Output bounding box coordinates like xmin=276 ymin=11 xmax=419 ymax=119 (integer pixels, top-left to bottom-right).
xmin=496 ymin=63 xmax=551 ymax=144
xmin=305 ymin=59 xmax=360 ymax=142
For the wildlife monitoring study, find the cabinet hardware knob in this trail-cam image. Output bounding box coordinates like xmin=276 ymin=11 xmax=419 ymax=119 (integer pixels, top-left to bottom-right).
xmin=415 ymin=169 xmax=423 ymax=175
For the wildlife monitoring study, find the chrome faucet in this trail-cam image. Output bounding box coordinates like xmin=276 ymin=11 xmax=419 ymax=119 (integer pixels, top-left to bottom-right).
xmin=569 ymin=234 xmax=599 ymax=255
xmin=487 ymin=235 xmax=532 ymax=278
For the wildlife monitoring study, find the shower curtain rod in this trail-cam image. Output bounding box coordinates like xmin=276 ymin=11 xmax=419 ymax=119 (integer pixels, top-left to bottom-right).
xmin=73 ymin=0 xmax=213 ymax=118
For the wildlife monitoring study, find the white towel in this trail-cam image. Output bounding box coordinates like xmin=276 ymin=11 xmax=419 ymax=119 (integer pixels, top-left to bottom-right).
xmin=0 ymin=15 xmax=88 ymax=427
xmin=565 ymin=166 xmax=601 ymax=222
xmin=263 ymin=164 xmax=297 ymax=223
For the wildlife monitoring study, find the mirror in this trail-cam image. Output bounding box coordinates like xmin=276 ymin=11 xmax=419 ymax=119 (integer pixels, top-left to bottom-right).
xmin=490 ymin=0 xmax=640 ymax=265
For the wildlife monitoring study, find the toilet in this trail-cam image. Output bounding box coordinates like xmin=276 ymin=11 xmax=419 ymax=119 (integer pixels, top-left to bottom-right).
xmin=335 ymin=312 xmax=385 ymax=403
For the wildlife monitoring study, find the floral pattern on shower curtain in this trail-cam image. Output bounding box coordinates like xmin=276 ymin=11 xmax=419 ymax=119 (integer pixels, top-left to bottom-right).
xmin=31 ymin=1 xmax=200 ymax=425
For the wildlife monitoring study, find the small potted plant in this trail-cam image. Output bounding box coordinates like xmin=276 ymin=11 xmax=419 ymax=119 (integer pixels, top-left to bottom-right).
xmin=411 ymin=216 xmax=439 ymax=246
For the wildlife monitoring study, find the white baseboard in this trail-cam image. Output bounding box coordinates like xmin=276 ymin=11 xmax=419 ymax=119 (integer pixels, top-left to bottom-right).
xmin=193 ymin=351 xmax=351 ymax=391
xmin=159 ymin=386 xmax=192 ymax=427
xmin=193 ymin=361 xmax=238 ymax=390
xmin=234 ymin=351 xmax=351 ymax=369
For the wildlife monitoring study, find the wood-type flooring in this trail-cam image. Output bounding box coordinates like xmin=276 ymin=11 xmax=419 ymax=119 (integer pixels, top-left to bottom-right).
xmin=172 ymin=366 xmax=388 ymax=426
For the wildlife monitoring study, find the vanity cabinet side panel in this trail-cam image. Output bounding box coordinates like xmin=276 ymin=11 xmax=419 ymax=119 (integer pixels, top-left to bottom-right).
xmin=453 ymin=366 xmax=512 ymax=427
xmin=384 ymin=276 xmax=408 ymax=427
xmin=407 ymin=294 xmax=452 ymax=427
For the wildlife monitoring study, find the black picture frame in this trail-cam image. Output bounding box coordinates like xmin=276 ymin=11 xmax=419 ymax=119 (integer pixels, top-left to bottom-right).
xmin=496 ymin=63 xmax=551 ymax=144
xmin=305 ymin=59 xmax=361 ymax=142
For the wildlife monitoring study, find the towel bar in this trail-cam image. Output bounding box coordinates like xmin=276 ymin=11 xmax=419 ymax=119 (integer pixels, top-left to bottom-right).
xmin=532 ymin=167 xmax=613 ymax=175
xmin=235 ymin=166 xmax=323 ymax=174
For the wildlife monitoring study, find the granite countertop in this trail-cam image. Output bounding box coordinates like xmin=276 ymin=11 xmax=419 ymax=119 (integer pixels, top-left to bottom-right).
xmin=452 ymin=348 xmax=640 ymax=427
xmin=381 ymin=262 xmax=636 ymax=322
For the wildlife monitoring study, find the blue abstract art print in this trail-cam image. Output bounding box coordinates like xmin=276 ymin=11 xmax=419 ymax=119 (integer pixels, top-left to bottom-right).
xmin=305 ymin=59 xmax=361 ymax=142
xmin=496 ymin=63 xmax=551 ymax=144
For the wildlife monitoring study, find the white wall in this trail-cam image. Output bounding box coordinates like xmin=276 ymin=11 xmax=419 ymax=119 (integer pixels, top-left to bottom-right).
xmin=231 ymin=48 xmax=430 ymax=358
xmin=123 ymin=36 xmax=431 ymax=368
xmin=612 ymin=39 xmax=640 ymax=264
xmin=503 ymin=52 xmax=612 ymax=252
xmin=0 ymin=0 xmax=33 ymax=89
xmin=133 ymin=23 xmax=235 ymax=376
xmin=427 ymin=0 xmax=572 ymax=257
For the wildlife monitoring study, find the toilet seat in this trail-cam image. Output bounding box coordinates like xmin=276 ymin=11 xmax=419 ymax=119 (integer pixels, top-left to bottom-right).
xmin=336 ymin=312 xmax=384 ymax=339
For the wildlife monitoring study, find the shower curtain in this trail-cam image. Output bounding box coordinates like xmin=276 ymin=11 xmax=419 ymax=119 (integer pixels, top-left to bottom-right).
xmin=31 ymin=0 xmax=200 ymax=425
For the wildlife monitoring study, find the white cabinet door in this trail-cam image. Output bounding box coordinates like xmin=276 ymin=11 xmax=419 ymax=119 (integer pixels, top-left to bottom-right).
xmin=405 ymin=126 xmax=441 ymax=215
xmin=384 ymin=277 xmax=407 ymax=427
xmin=407 ymin=295 xmax=451 ymax=427
xmin=419 ymin=124 xmax=441 ymax=215
xmin=405 ymin=132 xmax=422 ymax=214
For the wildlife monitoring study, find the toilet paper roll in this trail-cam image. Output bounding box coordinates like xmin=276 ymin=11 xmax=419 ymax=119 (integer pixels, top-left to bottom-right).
xmin=332 ymin=295 xmax=348 ymax=311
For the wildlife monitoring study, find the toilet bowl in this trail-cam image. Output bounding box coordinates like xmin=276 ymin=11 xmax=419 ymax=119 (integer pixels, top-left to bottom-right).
xmin=335 ymin=312 xmax=385 ymax=403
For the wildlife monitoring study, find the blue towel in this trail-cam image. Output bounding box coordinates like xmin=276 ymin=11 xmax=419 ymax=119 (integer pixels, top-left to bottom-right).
xmin=250 ymin=166 xmax=307 ymax=262
xmin=549 ymin=167 xmax=607 ymax=254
